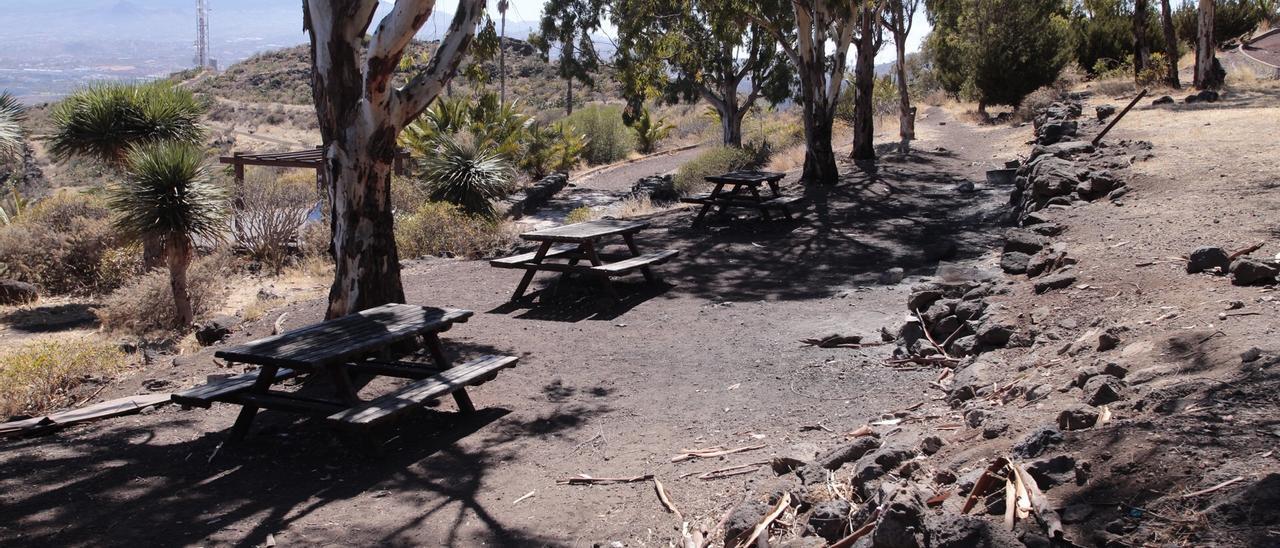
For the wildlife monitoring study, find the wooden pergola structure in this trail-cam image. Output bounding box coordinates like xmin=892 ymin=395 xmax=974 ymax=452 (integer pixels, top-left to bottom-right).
xmin=220 ymin=147 xmax=411 ymax=188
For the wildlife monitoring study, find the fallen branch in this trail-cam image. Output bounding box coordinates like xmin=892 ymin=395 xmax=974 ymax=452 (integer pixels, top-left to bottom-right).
xmin=672 ymin=444 xmax=766 ymax=463
xmin=885 ymin=356 xmax=960 ymax=367
xmin=800 ymin=335 xmax=885 ymax=348
xmin=557 ymin=474 xmax=654 ymax=485
xmin=913 ymin=308 xmax=954 ymax=360
xmin=1016 ymin=463 xmax=1064 ymax=540
xmin=272 ymin=312 xmax=289 ymax=336
xmin=1227 ymin=242 xmax=1265 ymax=261
xmin=735 ymin=492 xmax=790 ymax=548
xmin=653 ymin=478 xmax=683 ymax=520
xmin=826 ymin=509 xmax=880 ymax=548
xmin=962 ymin=457 xmax=1010 ymax=514
xmin=512 ymin=490 xmax=536 ymax=505
xmin=1181 ymin=476 xmax=1245 ymax=498
xmin=697 ymin=461 xmax=769 ymax=480
xmin=847 ymin=424 xmax=874 ymax=437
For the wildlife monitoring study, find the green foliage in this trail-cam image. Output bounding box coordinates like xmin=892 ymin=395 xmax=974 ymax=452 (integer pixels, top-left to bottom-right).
xmin=564 ymin=205 xmax=599 ymax=224
xmin=0 ymin=92 xmax=24 ymax=163
xmin=0 ymin=192 xmax=140 ymax=295
xmin=48 ymin=82 xmax=207 ymax=166
xmin=1093 ymin=52 xmax=1170 ymax=85
xmin=97 ymin=252 xmax=233 ymax=334
xmin=395 ymin=201 xmax=516 ymax=259
xmin=402 ymin=92 xmax=531 ymax=160
xmin=926 ymin=0 xmax=1073 ymax=108
xmin=521 ymin=120 xmax=587 ymax=178
xmin=564 ymin=104 xmax=635 ymax=164
xmin=837 ymin=74 xmax=900 ymax=123
xmin=112 ymin=142 xmax=228 ymax=244
xmin=628 ymin=106 xmax=674 ymax=154
xmin=417 ymin=134 xmax=515 ymax=218
xmin=534 ymin=0 xmax=606 ymax=101
xmin=0 ymin=338 xmax=126 ymax=418
xmin=673 ymin=146 xmax=753 ymax=196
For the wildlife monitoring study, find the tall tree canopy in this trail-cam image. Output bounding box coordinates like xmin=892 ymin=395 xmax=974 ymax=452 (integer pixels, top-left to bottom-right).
xmin=614 ymin=0 xmax=792 ymax=147
xmin=303 ymin=0 xmax=485 ymax=319
xmin=533 ymin=0 xmax=607 ymax=115
xmin=926 ymin=0 xmax=1072 ymax=112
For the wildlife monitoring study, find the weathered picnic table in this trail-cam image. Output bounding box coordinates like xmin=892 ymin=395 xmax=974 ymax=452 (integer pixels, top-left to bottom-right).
xmin=172 ymin=303 xmax=517 ymax=441
xmin=680 ymin=170 xmax=801 ymax=226
xmin=490 ymin=219 xmax=679 ymax=302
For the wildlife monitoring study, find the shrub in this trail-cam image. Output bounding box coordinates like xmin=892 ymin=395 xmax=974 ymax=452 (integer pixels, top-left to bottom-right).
xmin=233 ymin=169 xmax=316 ymax=273
xmin=564 ymin=206 xmax=599 ymax=224
xmin=97 ymin=253 xmax=233 ymax=335
xmin=395 ymin=201 xmax=516 ymax=259
xmin=417 ymin=133 xmax=515 ymax=218
xmin=628 ymin=107 xmax=674 ymax=154
xmin=673 ymin=147 xmax=754 ymax=196
xmin=564 ymin=104 xmax=635 ymax=164
xmin=520 ymin=121 xmax=587 ymax=178
xmin=0 ymin=338 xmax=126 ymax=418
xmin=0 ymin=192 xmax=140 ymax=295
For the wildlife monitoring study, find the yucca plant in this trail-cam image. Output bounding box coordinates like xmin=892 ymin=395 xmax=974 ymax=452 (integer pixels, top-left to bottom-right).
xmin=111 ymin=142 xmax=227 ymax=327
xmin=629 ymin=106 xmax=674 ymax=154
xmin=419 ymin=133 xmax=514 ymax=218
xmin=48 ymin=82 xmax=206 ymax=166
xmin=0 ymin=92 xmax=24 ymax=162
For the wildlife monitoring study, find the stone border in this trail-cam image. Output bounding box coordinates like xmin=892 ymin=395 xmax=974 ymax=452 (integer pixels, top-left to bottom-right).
xmin=500 ymin=172 xmax=569 ymax=220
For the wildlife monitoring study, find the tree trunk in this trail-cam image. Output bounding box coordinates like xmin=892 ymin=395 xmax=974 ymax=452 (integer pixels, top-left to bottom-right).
xmin=143 ymin=234 xmax=165 ymax=270
xmin=305 ymin=0 xmax=483 ymax=319
xmin=721 ymin=105 xmax=744 ymax=148
xmin=499 ymin=0 xmax=508 ymax=104
xmin=1133 ymin=0 xmax=1151 ymax=83
xmin=1195 ymin=0 xmax=1218 ymax=89
xmin=851 ymin=13 xmax=878 ymax=162
xmin=166 ymin=233 xmax=194 ymax=327
xmin=894 ymin=36 xmax=914 ymax=151
xmin=564 ymin=42 xmax=575 ymax=116
xmin=801 ymin=99 xmax=839 ymax=184
xmin=1161 ymin=0 xmax=1181 ymax=88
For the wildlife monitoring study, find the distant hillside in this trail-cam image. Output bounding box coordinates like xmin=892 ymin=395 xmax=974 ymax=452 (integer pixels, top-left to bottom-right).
xmin=187 ymin=39 xmax=623 ymax=116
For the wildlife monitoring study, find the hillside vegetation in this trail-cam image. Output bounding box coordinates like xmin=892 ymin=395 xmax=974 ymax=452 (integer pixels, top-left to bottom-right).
xmin=185 ymin=39 xmax=622 ymax=115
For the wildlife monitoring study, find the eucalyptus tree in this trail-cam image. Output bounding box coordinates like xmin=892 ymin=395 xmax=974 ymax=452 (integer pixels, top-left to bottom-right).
xmin=614 ymin=0 xmax=791 ymax=147
xmin=533 ymin=0 xmax=607 ymax=116
xmin=850 ymin=1 xmax=886 ymax=161
xmin=884 ymin=0 xmax=921 ymax=152
xmin=1160 ymin=0 xmax=1181 ymax=88
xmin=1134 ymin=0 xmax=1152 ymax=82
xmin=302 ymin=0 xmax=485 ymax=319
xmin=754 ymin=0 xmax=856 ymax=184
xmin=1194 ymin=0 xmax=1220 ymax=89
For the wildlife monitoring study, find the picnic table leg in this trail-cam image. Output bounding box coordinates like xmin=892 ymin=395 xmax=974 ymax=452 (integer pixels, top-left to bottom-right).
xmin=511 ymin=241 xmax=553 ymax=302
xmin=622 ymin=233 xmax=658 ymax=284
xmin=425 ymin=332 xmax=476 ymax=413
xmin=692 ymin=183 xmax=725 ymax=227
xmin=582 ymin=240 xmax=620 ymax=300
xmin=750 ymin=186 xmax=772 ymax=222
xmin=227 ymin=364 xmax=279 ymax=442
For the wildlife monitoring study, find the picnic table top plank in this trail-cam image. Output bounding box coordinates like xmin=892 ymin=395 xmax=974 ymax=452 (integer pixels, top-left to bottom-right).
xmin=704 ymin=170 xmax=786 ymax=185
xmin=520 ymin=219 xmax=650 ymax=243
xmin=214 ymin=304 xmax=473 ymax=370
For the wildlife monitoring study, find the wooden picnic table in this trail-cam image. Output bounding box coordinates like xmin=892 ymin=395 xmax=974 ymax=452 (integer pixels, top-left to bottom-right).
xmin=490 ymin=219 xmax=679 ymax=302
xmin=680 ymin=170 xmax=801 ymax=226
xmin=173 ymin=303 xmax=518 ymax=441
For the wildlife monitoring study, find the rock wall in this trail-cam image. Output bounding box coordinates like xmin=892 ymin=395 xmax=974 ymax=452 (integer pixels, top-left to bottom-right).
xmin=500 ymin=172 xmax=568 ymax=220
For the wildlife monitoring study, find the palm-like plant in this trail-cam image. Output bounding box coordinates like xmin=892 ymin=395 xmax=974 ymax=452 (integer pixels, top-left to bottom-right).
xmin=0 ymin=92 xmax=24 ymax=162
xmin=419 ymin=134 xmax=514 ymax=218
xmin=111 ymin=142 xmax=227 ymax=326
xmin=629 ymin=107 xmax=674 ymax=154
xmin=48 ymin=82 xmax=206 ymax=166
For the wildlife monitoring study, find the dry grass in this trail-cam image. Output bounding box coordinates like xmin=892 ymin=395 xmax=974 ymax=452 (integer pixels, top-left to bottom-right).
xmin=97 ymin=253 xmax=235 ymax=336
xmin=565 ymin=205 xmax=601 ymax=224
xmin=0 ymin=337 xmax=126 ymax=417
xmin=611 ymin=195 xmax=663 ymax=218
xmin=765 ymin=143 xmax=808 ymax=173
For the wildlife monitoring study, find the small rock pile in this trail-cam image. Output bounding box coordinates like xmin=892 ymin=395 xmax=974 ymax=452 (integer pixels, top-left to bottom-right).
xmin=1010 ymin=98 xmax=1153 ymax=221
xmin=630 ymin=174 xmax=679 ymax=202
xmin=1186 ymin=245 xmax=1279 ymax=286
xmin=999 ymin=228 xmax=1079 ymax=293
xmin=884 ymin=281 xmax=1023 ymax=359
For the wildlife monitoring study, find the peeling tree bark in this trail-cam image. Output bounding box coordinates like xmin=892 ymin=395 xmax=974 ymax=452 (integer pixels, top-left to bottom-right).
xmin=166 ymin=233 xmax=194 ymax=327
xmin=1194 ymin=0 xmax=1219 ymax=89
xmin=304 ymin=0 xmax=485 ymax=319
xmin=850 ymin=2 xmax=883 ymax=162
xmin=1160 ymin=0 xmax=1181 ymax=88
xmin=1133 ymin=0 xmax=1151 ymax=83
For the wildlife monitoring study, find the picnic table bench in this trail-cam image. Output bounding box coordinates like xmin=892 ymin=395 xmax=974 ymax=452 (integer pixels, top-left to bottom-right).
xmin=491 ymin=219 xmax=679 ymax=302
xmin=173 ymin=303 xmax=517 ymax=441
xmin=680 ymin=170 xmax=801 ymax=226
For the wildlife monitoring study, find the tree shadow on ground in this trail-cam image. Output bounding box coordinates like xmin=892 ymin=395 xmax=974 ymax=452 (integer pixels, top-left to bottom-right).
xmin=0 ymin=303 xmax=99 ymax=333
xmin=487 ymin=278 xmax=674 ymax=322
xmin=642 ymin=152 xmax=1008 ymax=302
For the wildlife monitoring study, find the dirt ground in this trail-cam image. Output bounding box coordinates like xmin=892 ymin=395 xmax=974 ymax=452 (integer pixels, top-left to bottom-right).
xmin=2 ymin=81 xmax=1278 ymax=547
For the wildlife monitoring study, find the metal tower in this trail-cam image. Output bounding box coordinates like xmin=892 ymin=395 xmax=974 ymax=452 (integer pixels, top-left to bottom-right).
xmin=194 ymin=0 xmax=212 ymax=70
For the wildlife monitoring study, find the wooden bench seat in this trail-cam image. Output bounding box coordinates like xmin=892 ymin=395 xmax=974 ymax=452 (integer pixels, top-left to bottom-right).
xmin=490 ymin=244 xmax=578 ymax=268
xmin=590 ymin=249 xmax=680 ymax=275
xmin=763 ymin=195 xmax=803 ymax=207
xmin=328 ymin=355 xmax=518 ymax=427
xmin=173 ymin=368 xmax=297 ymax=408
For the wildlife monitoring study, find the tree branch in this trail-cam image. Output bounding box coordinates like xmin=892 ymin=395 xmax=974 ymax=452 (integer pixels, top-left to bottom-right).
xmin=367 ymin=0 xmax=439 ymax=103
xmin=393 ymin=0 xmax=487 ymax=127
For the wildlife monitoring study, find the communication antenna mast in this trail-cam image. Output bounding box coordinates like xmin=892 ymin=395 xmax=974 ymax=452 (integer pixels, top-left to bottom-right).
xmin=195 ymin=0 xmax=213 ymax=70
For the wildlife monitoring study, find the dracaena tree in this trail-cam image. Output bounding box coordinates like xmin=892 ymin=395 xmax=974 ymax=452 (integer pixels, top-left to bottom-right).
xmin=301 ymin=0 xmax=485 ymax=319
xmin=614 ymin=0 xmax=792 ymax=148
xmin=754 ymin=0 xmax=856 ymax=184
